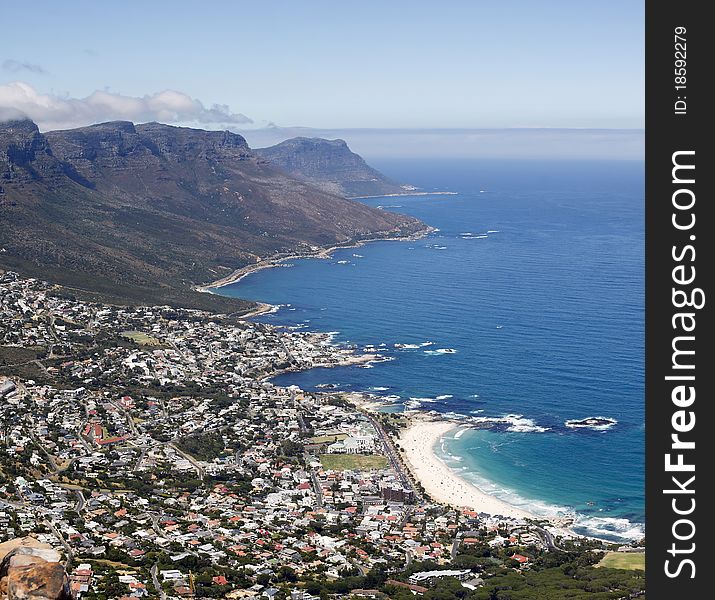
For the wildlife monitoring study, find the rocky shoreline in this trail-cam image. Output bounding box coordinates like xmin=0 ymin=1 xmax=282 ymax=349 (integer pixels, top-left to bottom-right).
xmin=196 ymin=225 xmax=436 ymax=294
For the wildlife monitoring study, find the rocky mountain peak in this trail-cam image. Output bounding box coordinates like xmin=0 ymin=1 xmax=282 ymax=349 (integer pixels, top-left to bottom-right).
xmin=254 ymin=136 xmax=407 ymax=197
xmin=0 ymin=119 xmax=65 ymax=183
xmin=136 ymin=122 xmax=251 ymax=162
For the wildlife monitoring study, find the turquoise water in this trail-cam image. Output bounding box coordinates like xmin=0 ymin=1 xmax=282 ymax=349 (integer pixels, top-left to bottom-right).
xmin=216 ymin=159 xmax=644 ymax=541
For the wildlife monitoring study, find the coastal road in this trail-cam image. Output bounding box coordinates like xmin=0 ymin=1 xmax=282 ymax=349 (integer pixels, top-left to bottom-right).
xmin=296 ymin=411 xmax=309 ymax=435
xmin=349 ymin=558 xmax=368 ymax=576
xmin=77 ymin=402 xmax=95 ymax=453
xmin=151 ymin=564 xmax=167 ymax=600
xmin=46 ymin=519 xmax=74 ymax=570
xmin=303 ymin=452 xmax=324 ymax=508
xmin=534 ymin=526 xmax=560 ymax=552
xmin=46 ymin=314 xmax=59 ymax=358
xmin=138 ymin=510 xmax=163 ymax=534
xmin=310 ymin=469 xmax=323 ymax=508
xmin=74 ymin=490 xmax=85 ymax=514
xmin=134 ymin=447 xmax=148 ymax=472
xmin=150 ymin=514 xmax=161 ymax=532
xmin=299 ymin=409 xmax=324 ymax=509
xmin=366 ymin=414 xmax=422 ymax=501
xmin=110 ymin=399 xmax=140 ymax=437
xmin=23 ymin=418 xmax=59 ymax=472
xmin=279 ymin=335 xmax=299 ymax=369
xmin=168 ymin=442 xmax=205 ymax=479
xmin=398 ymin=506 xmax=414 ymax=529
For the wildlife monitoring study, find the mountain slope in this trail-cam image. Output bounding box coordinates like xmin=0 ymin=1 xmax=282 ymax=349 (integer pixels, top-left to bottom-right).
xmin=254 ymin=137 xmax=409 ymax=198
xmin=0 ymin=120 xmax=425 ymax=312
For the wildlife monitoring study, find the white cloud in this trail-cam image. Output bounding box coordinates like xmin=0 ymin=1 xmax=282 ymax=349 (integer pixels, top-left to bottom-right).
xmin=0 ymin=82 xmax=253 ymax=131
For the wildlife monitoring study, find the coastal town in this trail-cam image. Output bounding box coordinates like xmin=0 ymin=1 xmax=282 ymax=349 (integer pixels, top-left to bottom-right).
xmin=0 ymin=272 xmax=644 ymax=600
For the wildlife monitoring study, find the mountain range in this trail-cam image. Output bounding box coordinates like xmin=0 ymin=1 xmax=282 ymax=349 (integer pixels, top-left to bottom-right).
xmin=0 ymin=120 xmax=425 ymax=312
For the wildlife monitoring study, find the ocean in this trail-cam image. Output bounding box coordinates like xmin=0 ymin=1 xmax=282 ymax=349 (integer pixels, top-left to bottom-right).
xmin=215 ymin=158 xmax=645 ymax=541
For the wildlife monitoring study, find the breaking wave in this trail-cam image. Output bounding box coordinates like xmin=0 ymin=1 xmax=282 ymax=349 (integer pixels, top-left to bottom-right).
xmin=468 ymin=413 xmax=550 ymax=433
xmin=571 ymin=515 xmax=645 ymax=542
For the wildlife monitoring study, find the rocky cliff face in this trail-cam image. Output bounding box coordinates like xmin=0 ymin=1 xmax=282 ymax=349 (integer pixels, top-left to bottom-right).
xmin=0 ymin=538 xmax=70 ymax=600
xmin=0 ymin=120 xmax=424 ymax=311
xmin=45 ymin=121 xmax=252 ymax=177
xmin=255 ymin=137 xmax=408 ymax=197
xmin=0 ymin=120 xmax=68 ymax=184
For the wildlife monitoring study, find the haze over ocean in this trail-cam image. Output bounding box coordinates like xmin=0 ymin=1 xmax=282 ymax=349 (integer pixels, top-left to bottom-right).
xmin=217 ymin=158 xmax=644 ymax=541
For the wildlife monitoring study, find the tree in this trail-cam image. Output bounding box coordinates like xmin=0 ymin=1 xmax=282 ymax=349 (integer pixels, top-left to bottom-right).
xmin=279 ymin=440 xmax=303 ymax=457
xmin=277 ymin=566 xmax=297 ymax=583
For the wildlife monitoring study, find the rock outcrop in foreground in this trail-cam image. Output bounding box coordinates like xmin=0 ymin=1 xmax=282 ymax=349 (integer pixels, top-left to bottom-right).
xmin=0 ymin=538 xmax=69 ymax=600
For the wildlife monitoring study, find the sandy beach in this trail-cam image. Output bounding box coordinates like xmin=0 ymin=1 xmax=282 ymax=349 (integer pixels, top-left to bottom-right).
xmin=398 ymin=417 xmax=535 ymax=520
xmin=238 ymin=301 xmax=278 ymax=319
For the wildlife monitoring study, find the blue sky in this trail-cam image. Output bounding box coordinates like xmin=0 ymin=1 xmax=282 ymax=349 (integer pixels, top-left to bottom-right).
xmin=1 ymin=1 xmax=644 ymax=131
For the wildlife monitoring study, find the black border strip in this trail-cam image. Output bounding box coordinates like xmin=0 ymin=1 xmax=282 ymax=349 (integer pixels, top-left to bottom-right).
xmin=646 ymin=2 xmax=712 ymax=596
